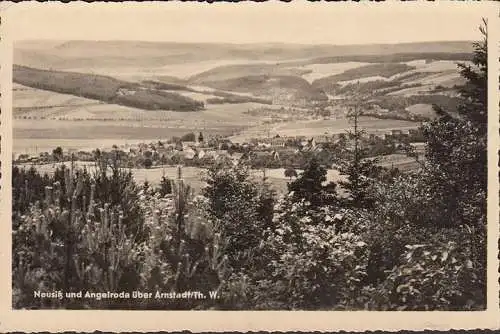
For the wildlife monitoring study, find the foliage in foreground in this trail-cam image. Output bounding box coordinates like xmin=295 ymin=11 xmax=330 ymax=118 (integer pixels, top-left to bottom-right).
xmin=12 ymin=22 xmax=487 ymax=310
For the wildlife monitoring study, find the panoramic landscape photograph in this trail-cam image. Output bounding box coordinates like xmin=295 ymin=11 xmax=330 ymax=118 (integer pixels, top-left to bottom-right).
xmin=10 ymin=4 xmax=489 ymax=311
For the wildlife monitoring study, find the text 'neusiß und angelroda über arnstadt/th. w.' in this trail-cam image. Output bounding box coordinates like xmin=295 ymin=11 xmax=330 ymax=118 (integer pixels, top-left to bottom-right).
xmin=33 ymin=290 xmax=221 ymax=301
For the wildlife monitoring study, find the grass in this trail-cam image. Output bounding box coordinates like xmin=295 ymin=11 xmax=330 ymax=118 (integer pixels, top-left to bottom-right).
xmin=16 ymin=157 xmax=418 ymax=195
xmin=406 ymin=104 xmax=437 ymax=118
xmin=15 ymin=162 xmax=346 ymax=195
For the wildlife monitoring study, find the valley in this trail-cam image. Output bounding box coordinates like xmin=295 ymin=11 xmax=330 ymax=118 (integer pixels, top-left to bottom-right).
xmin=13 ymin=40 xmax=471 ymax=188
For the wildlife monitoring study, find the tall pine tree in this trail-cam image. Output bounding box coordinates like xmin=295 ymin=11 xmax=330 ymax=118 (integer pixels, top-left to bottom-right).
xmin=423 ymin=19 xmax=487 ymax=227
xmin=338 ymin=91 xmax=379 ymax=209
xmin=288 ymin=157 xmax=337 ymax=209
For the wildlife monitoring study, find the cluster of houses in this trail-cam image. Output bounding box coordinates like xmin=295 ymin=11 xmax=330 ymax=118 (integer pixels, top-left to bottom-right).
xmin=14 ymin=126 xmax=424 ymax=168
xmin=252 ymin=127 xmax=423 ymax=148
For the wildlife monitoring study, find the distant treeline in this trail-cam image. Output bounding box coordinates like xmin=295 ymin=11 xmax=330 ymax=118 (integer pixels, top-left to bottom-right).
xmin=13 ymin=65 xmax=205 ymax=112
xmin=207 ymin=90 xmax=273 ymax=105
xmin=204 ymin=74 xmax=328 ymax=102
xmin=370 ymin=94 xmax=462 ymax=112
xmin=312 ymin=63 xmax=416 ymax=91
xmin=142 ymin=79 xmax=273 ymax=105
xmin=306 ymin=52 xmax=473 ymax=65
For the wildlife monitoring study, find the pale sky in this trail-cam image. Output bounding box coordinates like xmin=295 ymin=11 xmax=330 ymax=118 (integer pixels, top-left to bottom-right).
xmin=2 ymin=1 xmax=494 ymax=45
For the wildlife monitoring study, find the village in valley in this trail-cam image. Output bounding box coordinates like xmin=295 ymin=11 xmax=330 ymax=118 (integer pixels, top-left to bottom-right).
xmin=13 ymin=110 xmax=427 ymax=189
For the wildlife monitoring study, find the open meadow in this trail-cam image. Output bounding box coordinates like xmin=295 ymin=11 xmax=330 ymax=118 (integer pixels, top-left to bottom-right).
xmin=13 ymin=83 xmax=281 ymax=154
xmin=230 ymin=116 xmax=420 ymax=142
xmin=15 ymin=161 xmax=347 ymax=195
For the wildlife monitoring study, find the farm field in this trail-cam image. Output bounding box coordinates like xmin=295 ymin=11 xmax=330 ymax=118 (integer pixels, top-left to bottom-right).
xmin=276 ymin=118 xmax=418 ymax=136
xmin=405 ymin=103 xmax=437 ymax=118
xmin=13 ymin=83 xmax=98 ymax=109
xmin=376 ymin=153 xmax=421 ymax=171
xmin=262 ymin=117 xmax=418 ymax=138
xmin=62 ymin=59 xmax=303 ymax=82
xmin=13 ymin=138 xmax=160 ymax=156
xmin=11 ymin=29 xmax=486 ymax=312
xmin=229 ymin=116 xmax=420 ymax=142
xmin=404 ymin=60 xmax=465 ymax=72
xmin=13 ymin=83 xmax=280 ymax=154
xmin=301 ymin=62 xmax=370 ymax=82
xmin=13 ymin=119 xmax=242 ymax=154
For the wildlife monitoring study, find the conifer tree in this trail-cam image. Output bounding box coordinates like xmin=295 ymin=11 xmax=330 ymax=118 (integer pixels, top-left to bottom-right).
xmin=338 ymin=93 xmax=379 ymax=209
xmin=159 ymin=175 xmax=172 ymax=196
xmin=288 ymin=157 xmax=337 ymax=209
xmin=423 ymin=20 xmax=487 ymax=227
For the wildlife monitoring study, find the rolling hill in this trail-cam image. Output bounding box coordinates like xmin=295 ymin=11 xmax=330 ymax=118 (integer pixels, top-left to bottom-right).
xmin=197 ymin=75 xmax=328 ymax=105
xmin=312 ymin=63 xmax=417 ymax=93
xmin=13 ymin=65 xmax=205 ymax=112
xmin=14 ymin=40 xmax=473 ymax=133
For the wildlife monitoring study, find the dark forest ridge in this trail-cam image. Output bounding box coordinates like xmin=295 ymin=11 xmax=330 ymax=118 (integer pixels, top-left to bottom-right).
xmin=13 ymin=65 xmax=205 ymax=112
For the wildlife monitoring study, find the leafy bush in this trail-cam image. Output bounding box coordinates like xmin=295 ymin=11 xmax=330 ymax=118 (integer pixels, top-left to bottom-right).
xmin=251 ymin=198 xmax=369 ymax=310
xmin=180 ymin=132 xmax=196 ymax=142
xmin=357 ymin=230 xmax=485 ymax=310
xmin=201 ymin=160 xmax=272 ymax=275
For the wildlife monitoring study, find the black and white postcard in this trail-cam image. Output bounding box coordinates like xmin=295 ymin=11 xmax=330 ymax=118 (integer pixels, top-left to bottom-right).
xmin=0 ymin=1 xmax=499 ymax=332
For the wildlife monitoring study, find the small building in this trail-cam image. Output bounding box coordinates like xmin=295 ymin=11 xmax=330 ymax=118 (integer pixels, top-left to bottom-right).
xmin=257 ymin=142 xmax=272 ymax=149
xmin=271 ymin=137 xmax=286 ymax=147
xmin=230 ymin=152 xmax=244 ymax=161
xmin=314 ymin=135 xmax=330 ymax=144
xmin=182 ymin=141 xmax=197 ymax=149
xmin=184 ymin=148 xmax=196 ymax=160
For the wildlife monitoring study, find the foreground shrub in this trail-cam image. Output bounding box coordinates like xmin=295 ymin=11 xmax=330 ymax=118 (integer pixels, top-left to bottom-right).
xmin=249 ymin=197 xmax=369 ymax=310
xmin=357 ymin=228 xmax=486 ymax=310
xmin=12 ymin=165 xmax=226 ymax=309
